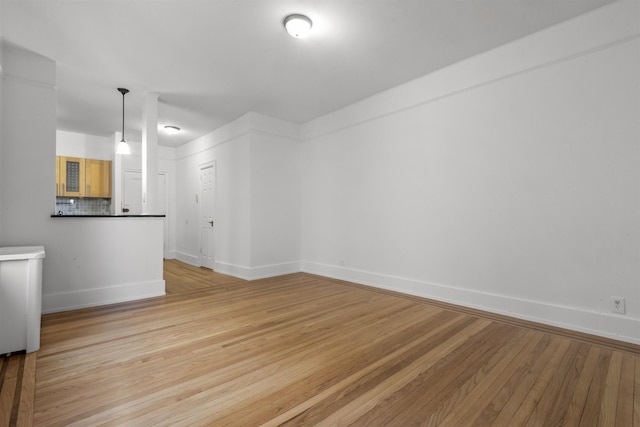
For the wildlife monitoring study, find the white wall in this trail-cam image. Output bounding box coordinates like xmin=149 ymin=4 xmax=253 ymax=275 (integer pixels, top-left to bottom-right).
xmin=249 ymin=115 xmax=301 ymax=278
xmin=175 ymin=119 xmax=252 ymax=268
xmin=0 ymin=34 xmax=4 ymax=241
xmin=1 ymin=43 xmax=57 ymax=244
xmin=41 ymin=217 xmax=165 ymax=313
xmin=0 ymin=44 xmax=165 ymax=313
xmin=56 ymin=130 xmax=114 ymax=160
xmin=175 ymin=112 xmax=300 ymax=279
xmin=300 ymin=1 xmax=640 ymax=343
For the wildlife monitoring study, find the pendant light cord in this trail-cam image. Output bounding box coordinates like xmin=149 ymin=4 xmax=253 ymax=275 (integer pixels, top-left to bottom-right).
xmin=121 ymin=93 xmax=125 ymax=141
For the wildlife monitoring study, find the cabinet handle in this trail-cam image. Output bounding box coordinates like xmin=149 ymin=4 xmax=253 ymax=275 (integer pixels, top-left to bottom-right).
xmin=62 ymin=184 xmax=65 ymax=195
xmin=87 ymin=184 xmax=90 ymax=197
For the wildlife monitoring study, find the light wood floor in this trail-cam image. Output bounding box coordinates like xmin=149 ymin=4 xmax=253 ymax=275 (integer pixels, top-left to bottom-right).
xmin=0 ymin=352 xmax=36 ymax=427
xmin=24 ymin=260 xmax=640 ymax=425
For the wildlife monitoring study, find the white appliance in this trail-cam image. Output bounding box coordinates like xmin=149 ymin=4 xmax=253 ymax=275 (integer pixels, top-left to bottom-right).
xmin=0 ymin=246 xmax=45 ymax=354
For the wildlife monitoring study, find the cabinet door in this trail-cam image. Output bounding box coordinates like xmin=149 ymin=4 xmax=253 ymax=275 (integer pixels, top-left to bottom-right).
xmin=58 ymin=156 xmax=86 ymax=197
xmin=85 ymin=159 xmax=112 ymax=198
xmin=56 ymin=157 xmax=62 ymax=196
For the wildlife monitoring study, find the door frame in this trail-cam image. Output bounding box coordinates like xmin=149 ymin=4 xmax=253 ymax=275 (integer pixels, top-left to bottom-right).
xmin=198 ymin=161 xmax=216 ymax=269
xmin=157 ymin=172 xmax=169 ymax=258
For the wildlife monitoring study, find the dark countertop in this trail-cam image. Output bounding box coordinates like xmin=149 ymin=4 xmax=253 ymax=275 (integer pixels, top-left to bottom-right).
xmin=51 ymin=214 xmax=165 ymax=218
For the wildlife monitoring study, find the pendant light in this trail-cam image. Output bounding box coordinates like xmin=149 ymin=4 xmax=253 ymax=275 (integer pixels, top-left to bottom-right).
xmin=116 ymin=88 xmax=131 ymax=155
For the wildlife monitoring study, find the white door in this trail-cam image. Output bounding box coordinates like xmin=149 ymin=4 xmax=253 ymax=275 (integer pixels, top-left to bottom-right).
xmin=123 ymin=170 xmax=169 ymax=256
xmin=123 ymin=171 xmax=143 ymax=214
xmin=200 ymin=164 xmax=215 ymax=269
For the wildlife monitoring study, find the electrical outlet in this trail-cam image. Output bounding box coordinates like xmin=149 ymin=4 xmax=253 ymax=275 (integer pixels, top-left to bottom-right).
xmin=610 ymin=297 xmax=626 ymax=314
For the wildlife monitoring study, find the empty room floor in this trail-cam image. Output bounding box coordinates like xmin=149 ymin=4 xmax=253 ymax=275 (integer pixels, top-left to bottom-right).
xmin=17 ymin=260 xmax=640 ymax=425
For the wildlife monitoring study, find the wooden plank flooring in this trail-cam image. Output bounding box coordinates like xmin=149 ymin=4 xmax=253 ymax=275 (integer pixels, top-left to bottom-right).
xmin=16 ymin=260 xmax=640 ymax=425
xmin=0 ymin=351 xmax=36 ymax=427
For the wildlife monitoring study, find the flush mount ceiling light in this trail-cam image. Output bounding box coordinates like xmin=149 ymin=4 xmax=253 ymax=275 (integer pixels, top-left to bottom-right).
xmin=284 ymin=14 xmax=312 ymax=38
xmin=164 ymin=125 xmax=180 ymax=135
xmin=116 ymin=88 xmax=131 ymax=155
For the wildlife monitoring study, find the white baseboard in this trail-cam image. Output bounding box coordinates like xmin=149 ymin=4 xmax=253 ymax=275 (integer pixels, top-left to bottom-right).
xmin=43 ymin=279 xmax=166 ymax=314
xmin=211 ymin=261 xmax=249 ymax=279
xmin=247 ymin=261 xmax=301 ymax=280
xmin=301 ymin=261 xmax=640 ymax=345
xmin=215 ymin=261 xmax=301 ymax=281
xmin=175 ymin=251 xmax=200 ymax=267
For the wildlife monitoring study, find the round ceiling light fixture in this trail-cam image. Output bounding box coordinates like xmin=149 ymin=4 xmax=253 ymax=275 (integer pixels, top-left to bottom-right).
xmin=164 ymin=125 xmax=180 ymax=135
xmin=284 ymin=14 xmax=312 ymax=38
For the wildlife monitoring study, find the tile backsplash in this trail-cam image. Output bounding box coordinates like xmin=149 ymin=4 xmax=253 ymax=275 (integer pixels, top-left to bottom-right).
xmin=55 ymin=197 xmax=112 ymax=215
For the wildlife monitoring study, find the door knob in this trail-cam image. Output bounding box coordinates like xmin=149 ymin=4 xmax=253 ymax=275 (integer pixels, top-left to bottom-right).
xmin=208 ymin=220 xmax=214 ymax=226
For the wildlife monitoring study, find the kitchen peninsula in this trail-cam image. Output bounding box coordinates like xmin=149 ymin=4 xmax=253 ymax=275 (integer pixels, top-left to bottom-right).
xmin=50 ymin=134 xmax=169 ymax=314
xmin=43 ymin=214 xmax=166 ymax=313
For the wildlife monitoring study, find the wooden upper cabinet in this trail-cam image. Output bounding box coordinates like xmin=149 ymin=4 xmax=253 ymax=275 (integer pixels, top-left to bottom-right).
xmin=85 ymin=159 xmax=112 ymax=198
xmin=58 ymin=156 xmax=86 ymax=197
xmin=56 ymin=157 xmax=112 ymax=198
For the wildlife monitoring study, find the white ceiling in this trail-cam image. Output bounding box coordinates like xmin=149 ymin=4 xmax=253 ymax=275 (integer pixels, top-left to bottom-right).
xmin=1 ymin=0 xmax=614 ymax=147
